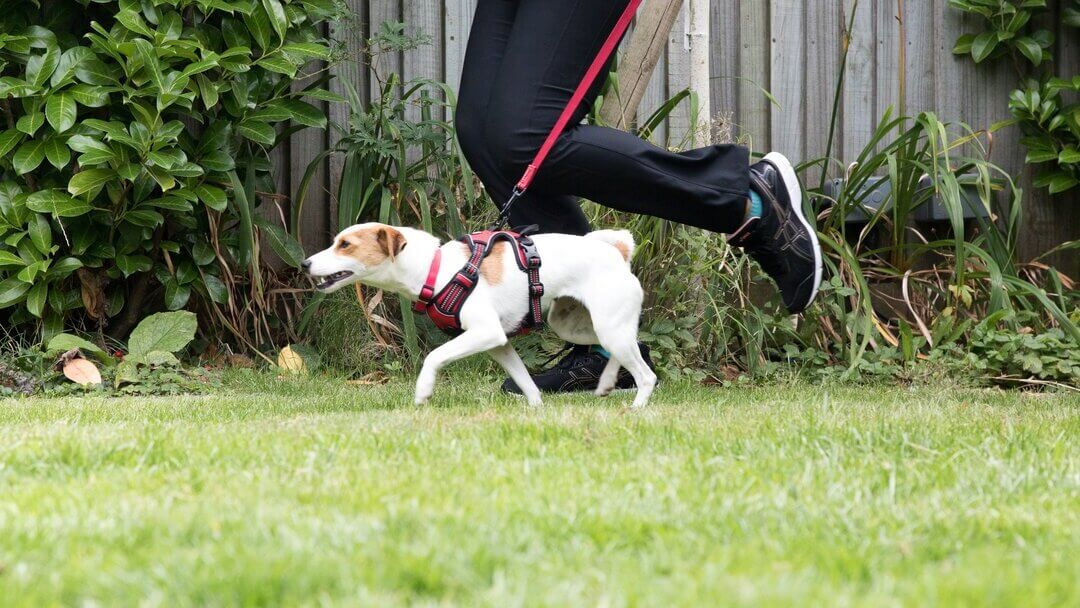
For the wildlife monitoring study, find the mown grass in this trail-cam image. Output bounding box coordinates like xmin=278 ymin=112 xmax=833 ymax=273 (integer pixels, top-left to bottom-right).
xmin=1 ymin=372 xmax=1077 ymax=607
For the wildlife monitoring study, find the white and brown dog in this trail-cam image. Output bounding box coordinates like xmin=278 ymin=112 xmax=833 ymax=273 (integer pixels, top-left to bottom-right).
xmin=303 ymin=224 xmax=656 ymax=407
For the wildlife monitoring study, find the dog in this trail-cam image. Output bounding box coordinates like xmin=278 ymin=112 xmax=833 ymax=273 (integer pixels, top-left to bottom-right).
xmin=303 ymin=223 xmax=656 ymax=407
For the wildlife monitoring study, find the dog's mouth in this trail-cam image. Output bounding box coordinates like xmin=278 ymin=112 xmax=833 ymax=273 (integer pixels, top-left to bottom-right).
xmin=312 ymin=271 xmax=354 ymax=291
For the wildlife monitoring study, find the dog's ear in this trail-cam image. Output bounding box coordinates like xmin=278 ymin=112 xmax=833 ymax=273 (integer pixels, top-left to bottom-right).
xmin=376 ymin=227 xmax=407 ymax=261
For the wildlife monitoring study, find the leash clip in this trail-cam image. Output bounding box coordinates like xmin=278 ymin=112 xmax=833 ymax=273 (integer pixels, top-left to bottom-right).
xmin=488 ymin=186 xmax=526 ymax=231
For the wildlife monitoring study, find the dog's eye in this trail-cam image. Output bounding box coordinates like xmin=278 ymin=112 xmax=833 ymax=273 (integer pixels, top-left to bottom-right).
xmin=338 ymin=241 xmax=349 ymax=250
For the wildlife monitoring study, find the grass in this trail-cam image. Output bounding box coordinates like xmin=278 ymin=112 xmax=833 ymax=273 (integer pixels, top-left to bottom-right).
xmin=1 ymin=372 xmax=1077 ymax=607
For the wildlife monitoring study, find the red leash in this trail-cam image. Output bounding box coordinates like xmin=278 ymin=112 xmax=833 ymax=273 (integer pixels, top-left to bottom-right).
xmin=490 ymin=0 xmax=644 ymax=230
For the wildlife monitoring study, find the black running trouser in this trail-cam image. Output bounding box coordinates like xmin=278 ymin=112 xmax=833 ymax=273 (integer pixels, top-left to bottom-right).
xmin=456 ymin=0 xmax=751 ymax=236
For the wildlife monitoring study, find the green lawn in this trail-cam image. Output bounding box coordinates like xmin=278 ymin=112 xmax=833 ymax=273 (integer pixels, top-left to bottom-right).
xmin=1 ymin=373 xmax=1077 ymax=607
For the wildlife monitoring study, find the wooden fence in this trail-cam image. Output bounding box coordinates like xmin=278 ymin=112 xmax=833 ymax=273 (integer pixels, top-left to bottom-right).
xmin=280 ymin=0 xmax=1078 ymax=274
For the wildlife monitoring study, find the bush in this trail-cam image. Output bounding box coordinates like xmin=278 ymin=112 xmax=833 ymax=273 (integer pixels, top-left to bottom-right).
xmin=0 ymin=0 xmax=342 ymax=343
xmin=951 ymin=0 xmax=1080 ymax=195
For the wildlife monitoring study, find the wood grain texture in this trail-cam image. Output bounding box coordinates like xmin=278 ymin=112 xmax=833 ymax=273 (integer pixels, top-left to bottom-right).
xmin=666 ymin=2 xmax=692 ymax=147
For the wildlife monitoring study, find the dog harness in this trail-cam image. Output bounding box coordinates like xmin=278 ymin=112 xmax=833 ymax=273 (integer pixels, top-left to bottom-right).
xmin=413 ymin=230 xmax=544 ymax=336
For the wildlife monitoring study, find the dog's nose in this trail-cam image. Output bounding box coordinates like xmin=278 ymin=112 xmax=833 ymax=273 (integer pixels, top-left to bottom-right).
xmin=301 ymin=258 xmax=312 ymax=271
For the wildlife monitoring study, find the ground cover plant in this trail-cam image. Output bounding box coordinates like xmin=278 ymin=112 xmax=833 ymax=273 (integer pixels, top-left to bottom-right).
xmin=0 ymin=374 xmax=1077 ymax=605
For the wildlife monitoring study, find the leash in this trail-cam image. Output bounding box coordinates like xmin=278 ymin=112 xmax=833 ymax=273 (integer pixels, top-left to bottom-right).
xmin=488 ymin=0 xmax=644 ymax=231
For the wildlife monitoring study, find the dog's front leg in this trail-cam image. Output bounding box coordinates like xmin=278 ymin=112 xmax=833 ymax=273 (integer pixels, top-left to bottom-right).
xmin=489 ymin=343 xmax=542 ymax=406
xmin=415 ymin=327 xmax=507 ymax=405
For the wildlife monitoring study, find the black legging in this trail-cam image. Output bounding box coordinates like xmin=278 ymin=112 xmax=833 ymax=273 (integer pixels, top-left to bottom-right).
xmin=455 ymin=0 xmax=751 ymax=236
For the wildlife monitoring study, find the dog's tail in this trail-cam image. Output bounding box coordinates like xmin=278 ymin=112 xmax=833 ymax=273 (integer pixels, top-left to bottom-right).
xmin=586 ymin=229 xmax=635 ymax=264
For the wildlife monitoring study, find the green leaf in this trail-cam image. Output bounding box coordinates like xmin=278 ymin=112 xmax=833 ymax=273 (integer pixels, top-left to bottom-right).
xmin=25 ymin=281 xmax=46 ymax=318
xmin=68 ymin=135 xmax=114 ymax=166
xmin=1014 ymin=36 xmax=1044 ymax=66
xmin=68 ymin=84 xmax=111 ymax=108
xmin=44 ymin=135 xmax=71 ymax=169
xmin=127 ymin=311 xmax=198 ymax=356
xmin=115 ymin=254 xmax=152 ymax=277
xmin=164 ymin=280 xmax=191 ymax=310
xmin=282 ymin=42 xmax=332 ymax=61
xmin=237 ymin=120 xmax=276 ymax=145
xmin=12 ymin=139 xmax=46 ymax=174
xmin=0 ymin=277 xmax=30 ymax=309
xmin=194 ymin=184 xmax=228 ymax=211
xmin=203 ymin=274 xmax=228 ymax=304
xmin=68 ymin=169 xmax=114 ymax=196
xmin=1047 ymin=173 xmax=1079 ymax=194
xmin=0 ymin=129 xmax=23 ymax=158
xmin=261 ymin=0 xmax=288 ymax=42
xmin=256 ymin=216 xmax=305 ymax=268
xmin=47 ymin=333 xmax=111 ymax=360
xmin=116 ymin=9 xmax=155 ymax=38
xmin=25 ymin=48 xmax=59 ymax=88
xmin=273 ymin=99 xmax=326 ymax=128
xmin=243 ymin=7 xmax=272 ymax=50
xmin=971 ymin=31 xmax=999 ymax=63
xmin=122 ymin=209 xmax=164 ymax=227
xmin=0 ymin=250 xmax=24 ymax=266
xmin=75 ymin=57 xmax=117 ymax=86
xmin=26 ymin=190 xmax=92 ymax=217
xmin=16 ymin=112 xmax=44 ymax=136
xmin=50 ymin=47 xmax=94 ymax=88
xmin=28 ymin=213 xmax=51 ymax=254
xmin=256 ymin=55 xmax=299 ymax=77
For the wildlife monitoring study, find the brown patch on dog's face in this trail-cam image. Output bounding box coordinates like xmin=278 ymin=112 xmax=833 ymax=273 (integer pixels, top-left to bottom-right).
xmin=480 ymin=241 xmax=507 ymax=285
xmin=334 ymin=225 xmax=407 ymax=266
xmin=613 ymin=241 xmax=630 ymax=262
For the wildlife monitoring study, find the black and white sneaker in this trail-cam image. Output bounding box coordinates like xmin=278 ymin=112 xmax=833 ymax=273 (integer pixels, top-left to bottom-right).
xmin=729 ymin=152 xmax=823 ymax=314
xmin=502 ymin=344 xmax=654 ymax=395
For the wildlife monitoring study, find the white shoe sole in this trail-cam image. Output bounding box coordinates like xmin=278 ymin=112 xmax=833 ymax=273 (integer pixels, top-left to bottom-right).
xmin=763 ymin=152 xmax=823 ymax=311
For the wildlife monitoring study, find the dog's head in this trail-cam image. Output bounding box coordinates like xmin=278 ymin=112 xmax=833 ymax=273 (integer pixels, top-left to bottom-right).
xmin=302 ymin=223 xmax=408 ymax=292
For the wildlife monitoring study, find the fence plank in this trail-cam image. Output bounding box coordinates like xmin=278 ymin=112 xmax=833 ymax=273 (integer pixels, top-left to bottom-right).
xmin=666 ymin=2 xmax=692 ymax=147
xmin=708 ymin=0 xmax=738 ymax=144
xmin=842 ymin=0 xmax=875 ymax=163
xmin=445 ymin=0 xmax=477 ymax=120
xmin=770 ymin=0 xmax=806 ymax=161
xmin=804 ymin=0 xmax=843 ymax=176
xmin=737 ymin=1 xmax=770 ymax=150
xmin=327 ymin=0 xmax=369 ymax=234
xmin=369 ymin=0 xmax=402 ymax=98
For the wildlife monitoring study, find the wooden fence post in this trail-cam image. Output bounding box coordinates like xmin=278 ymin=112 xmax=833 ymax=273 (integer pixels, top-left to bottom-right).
xmin=600 ymin=0 xmax=685 ymax=130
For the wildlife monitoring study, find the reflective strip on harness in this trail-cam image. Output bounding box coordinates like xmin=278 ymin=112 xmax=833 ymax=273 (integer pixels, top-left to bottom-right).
xmin=414 ymin=230 xmax=544 ymax=336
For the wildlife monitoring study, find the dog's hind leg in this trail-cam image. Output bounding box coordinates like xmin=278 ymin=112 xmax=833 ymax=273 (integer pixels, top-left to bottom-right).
xmin=489 ymin=343 xmax=542 ymax=406
xmin=595 ymin=358 xmax=621 ymax=397
xmin=587 ymin=281 xmax=656 ymax=408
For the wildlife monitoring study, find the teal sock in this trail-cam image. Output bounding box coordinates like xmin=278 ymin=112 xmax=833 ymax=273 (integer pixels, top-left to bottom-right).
xmin=747 ymin=189 xmax=764 ymax=219
xmin=592 ymin=346 xmax=611 ymax=359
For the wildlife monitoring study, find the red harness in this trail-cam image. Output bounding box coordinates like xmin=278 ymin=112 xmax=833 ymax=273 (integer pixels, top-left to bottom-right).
xmin=413 ymin=230 xmax=544 ymax=336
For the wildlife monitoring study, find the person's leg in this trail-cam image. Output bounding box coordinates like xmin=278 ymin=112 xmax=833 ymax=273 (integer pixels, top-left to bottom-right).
xmin=477 ymin=0 xmax=821 ymax=315
xmin=481 ymin=0 xmax=751 ymax=234
xmin=455 ymin=0 xmax=591 ymax=235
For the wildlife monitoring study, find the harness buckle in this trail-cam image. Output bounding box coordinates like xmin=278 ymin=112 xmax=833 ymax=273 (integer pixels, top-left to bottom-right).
xmin=530 ymin=284 xmax=545 ymax=297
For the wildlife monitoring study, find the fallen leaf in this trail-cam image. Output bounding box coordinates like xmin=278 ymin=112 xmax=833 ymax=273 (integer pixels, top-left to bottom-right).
xmin=62 ymin=356 xmax=102 ymax=386
xmin=278 ymin=345 xmax=306 ymax=374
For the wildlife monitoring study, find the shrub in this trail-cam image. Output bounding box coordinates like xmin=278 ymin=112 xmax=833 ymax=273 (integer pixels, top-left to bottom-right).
xmin=951 ymin=0 xmax=1080 ymax=195
xmin=0 ymin=0 xmax=342 ymax=343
